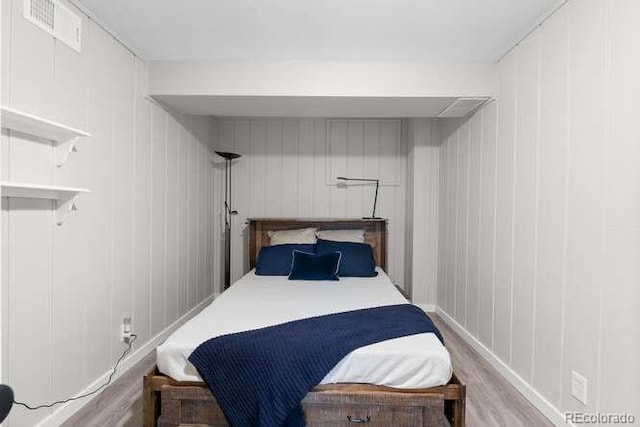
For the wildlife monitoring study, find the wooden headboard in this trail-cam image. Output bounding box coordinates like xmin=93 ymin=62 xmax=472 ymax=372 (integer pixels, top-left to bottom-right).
xmin=247 ymin=218 xmax=388 ymax=271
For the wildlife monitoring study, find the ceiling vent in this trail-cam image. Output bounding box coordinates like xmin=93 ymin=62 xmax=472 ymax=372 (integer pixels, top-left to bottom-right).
xmin=23 ymin=0 xmax=82 ymax=52
xmin=438 ymin=97 xmax=490 ymax=118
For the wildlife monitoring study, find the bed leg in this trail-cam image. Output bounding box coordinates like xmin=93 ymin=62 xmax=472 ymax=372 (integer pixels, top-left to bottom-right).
xmin=143 ymin=371 xmax=158 ymax=427
xmin=452 ymin=383 xmax=466 ymax=427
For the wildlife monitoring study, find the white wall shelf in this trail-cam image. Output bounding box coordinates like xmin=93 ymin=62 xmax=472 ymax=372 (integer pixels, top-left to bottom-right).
xmin=0 ymin=106 xmax=91 ymax=167
xmin=1 ymin=181 xmax=90 ymax=225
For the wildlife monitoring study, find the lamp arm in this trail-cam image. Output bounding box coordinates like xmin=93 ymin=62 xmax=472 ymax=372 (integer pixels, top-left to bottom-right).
xmin=336 ymin=177 xmax=379 ymax=182
xmin=372 ymin=180 xmax=379 ymax=218
xmin=336 ymin=176 xmax=381 ymax=219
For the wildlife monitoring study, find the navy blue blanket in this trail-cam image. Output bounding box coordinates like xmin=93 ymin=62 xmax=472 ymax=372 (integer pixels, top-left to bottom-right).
xmin=188 ymin=304 xmax=444 ymax=427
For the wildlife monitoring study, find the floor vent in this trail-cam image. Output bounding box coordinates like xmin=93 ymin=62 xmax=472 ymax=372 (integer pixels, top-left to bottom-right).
xmin=23 ymin=0 xmax=82 ymax=52
xmin=438 ymin=97 xmax=490 ymax=118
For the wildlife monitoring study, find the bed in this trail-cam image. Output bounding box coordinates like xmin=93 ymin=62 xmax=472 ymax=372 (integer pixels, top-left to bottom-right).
xmin=143 ymin=218 xmax=466 ymax=426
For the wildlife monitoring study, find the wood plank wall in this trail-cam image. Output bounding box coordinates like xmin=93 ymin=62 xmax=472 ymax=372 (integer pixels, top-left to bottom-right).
xmin=437 ymin=0 xmax=640 ymax=420
xmin=0 ymin=1 xmax=218 ymax=425
xmin=215 ymin=118 xmax=407 ymax=286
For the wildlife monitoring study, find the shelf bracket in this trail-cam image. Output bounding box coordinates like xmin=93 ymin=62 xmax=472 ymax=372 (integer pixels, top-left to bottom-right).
xmin=55 ymin=136 xmax=80 ymax=168
xmin=55 ymin=194 xmax=80 ymax=226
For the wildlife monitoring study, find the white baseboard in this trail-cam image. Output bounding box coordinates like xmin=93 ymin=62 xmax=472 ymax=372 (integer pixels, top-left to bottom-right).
xmin=36 ymin=293 xmax=218 ymax=427
xmin=435 ymin=306 xmax=570 ymax=426
xmin=413 ymin=303 xmax=437 ymax=313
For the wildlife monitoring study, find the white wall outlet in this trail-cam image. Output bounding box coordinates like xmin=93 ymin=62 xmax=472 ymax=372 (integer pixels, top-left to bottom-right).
xmin=571 ymin=370 xmax=588 ymax=404
xmin=121 ymin=315 xmax=132 ymax=344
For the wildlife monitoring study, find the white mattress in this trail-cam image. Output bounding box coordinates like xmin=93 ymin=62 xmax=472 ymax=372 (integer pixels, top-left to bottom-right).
xmin=156 ymin=269 xmax=452 ymax=389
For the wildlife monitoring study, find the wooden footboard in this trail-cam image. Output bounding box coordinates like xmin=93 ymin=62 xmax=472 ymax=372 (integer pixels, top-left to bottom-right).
xmin=143 ymin=366 xmax=465 ymax=426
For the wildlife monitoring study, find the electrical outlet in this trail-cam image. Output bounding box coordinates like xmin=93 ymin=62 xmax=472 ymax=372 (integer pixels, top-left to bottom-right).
xmin=571 ymin=371 xmax=588 ymax=404
xmin=121 ymin=315 xmax=132 ymax=344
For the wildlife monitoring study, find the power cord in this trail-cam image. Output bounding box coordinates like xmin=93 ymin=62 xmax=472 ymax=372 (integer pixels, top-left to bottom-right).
xmin=13 ymin=334 xmax=138 ymax=410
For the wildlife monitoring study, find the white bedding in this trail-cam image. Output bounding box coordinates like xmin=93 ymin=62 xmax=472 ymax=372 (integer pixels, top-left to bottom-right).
xmin=156 ymin=269 xmax=452 ymax=389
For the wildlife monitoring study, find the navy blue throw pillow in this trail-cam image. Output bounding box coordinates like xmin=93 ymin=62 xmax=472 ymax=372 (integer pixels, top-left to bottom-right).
xmin=255 ymin=244 xmax=316 ymax=276
xmin=315 ymin=239 xmax=378 ymax=277
xmin=288 ymin=251 xmax=341 ymax=281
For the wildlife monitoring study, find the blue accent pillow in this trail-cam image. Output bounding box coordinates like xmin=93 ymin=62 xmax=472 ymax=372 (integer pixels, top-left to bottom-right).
xmin=255 ymin=244 xmax=316 ymax=276
xmin=288 ymin=251 xmax=341 ymax=281
xmin=315 ymin=239 xmax=378 ymax=277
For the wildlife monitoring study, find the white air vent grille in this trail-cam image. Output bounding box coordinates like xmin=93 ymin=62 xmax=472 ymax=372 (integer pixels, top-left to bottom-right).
xmin=24 ymin=0 xmax=82 ymax=52
xmin=30 ymin=0 xmax=55 ymax=30
xmin=438 ymin=97 xmax=490 ymax=118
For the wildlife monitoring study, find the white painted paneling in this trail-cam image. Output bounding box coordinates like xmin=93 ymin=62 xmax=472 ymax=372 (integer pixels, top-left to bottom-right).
xmin=83 ymin=17 xmax=115 ymax=382
xmin=561 ymin=0 xmax=605 ymax=413
xmin=405 ymin=119 xmax=439 ymax=305
xmin=328 ymin=120 xmax=347 ymax=217
xmin=493 ymin=51 xmax=517 ymax=364
xmin=437 ymin=0 xmax=640 ymax=420
xmin=265 ymin=119 xmax=284 ymax=217
xmin=49 ymin=2 xmax=90 ymax=405
xmin=598 ymin=0 xmax=640 ymax=415
xmin=511 ymin=30 xmax=539 ymax=382
xmin=165 ymin=115 xmax=180 ymax=325
xmin=313 ymin=119 xmax=330 ymax=219
xmin=110 ymin=39 xmax=135 ymax=363
xmin=133 ymin=58 xmax=153 ymax=346
xmin=0 ymin=1 xmax=217 ymax=425
xmin=216 ymin=118 xmax=407 ymax=286
xmin=478 ymin=102 xmax=497 ymax=348
xmin=150 ymin=104 xmax=167 ymax=337
xmin=283 ymin=120 xmax=299 ymax=216
xmin=445 ymin=135 xmax=457 ymax=315
xmin=465 ymin=113 xmax=482 ymax=337
xmin=9 ymin=199 xmax=54 ymax=425
xmin=533 ymin=5 xmax=568 ymax=406
xmin=455 ymin=121 xmax=469 ymax=322
xmin=436 ymin=133 xmax=447 ymax=309
xmin=248 ymin=120 xmax=267 ymax=218
xmin=296 ymin=119 xmax=315 ymax=218
xmin=403 ymin=122 xmax=415 ymax=298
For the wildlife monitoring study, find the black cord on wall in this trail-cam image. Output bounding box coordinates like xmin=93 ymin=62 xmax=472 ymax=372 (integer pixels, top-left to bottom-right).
xmin=13 ymin=334 xmax=138 ymax=411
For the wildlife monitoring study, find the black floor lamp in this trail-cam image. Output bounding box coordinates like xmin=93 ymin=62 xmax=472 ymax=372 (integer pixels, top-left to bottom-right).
xmin=216 ymin=151 xmax=241 ymax=290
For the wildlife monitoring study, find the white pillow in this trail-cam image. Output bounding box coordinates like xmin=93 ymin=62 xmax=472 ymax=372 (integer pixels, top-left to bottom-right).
xmin=268 ymin=227 xmax=318 ymax=245
xmin=316 ymin=229 xmax=366 ymax=243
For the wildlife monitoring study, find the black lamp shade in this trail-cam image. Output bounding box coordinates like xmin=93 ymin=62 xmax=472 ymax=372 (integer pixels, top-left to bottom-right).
xmin=215 ymin=151 xmax=242 ymax=160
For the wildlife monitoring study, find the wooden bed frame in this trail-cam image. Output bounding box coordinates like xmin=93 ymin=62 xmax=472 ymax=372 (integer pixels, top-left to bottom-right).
xmin=143 ymin=218 xmax=466 ymax=426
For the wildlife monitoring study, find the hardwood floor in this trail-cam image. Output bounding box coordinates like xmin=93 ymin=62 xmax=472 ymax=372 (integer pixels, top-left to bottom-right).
xmin=431 ymin=314 xmax=553 ymax=427
xmin=62 ymin=314 xmax=553 ymax=426
xmin=61 ymin=351 xmax=156 ymax=427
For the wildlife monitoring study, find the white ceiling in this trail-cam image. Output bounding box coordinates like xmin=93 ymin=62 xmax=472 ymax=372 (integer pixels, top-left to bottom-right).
xmin=76 ymin=0 xmax=563 ymax=61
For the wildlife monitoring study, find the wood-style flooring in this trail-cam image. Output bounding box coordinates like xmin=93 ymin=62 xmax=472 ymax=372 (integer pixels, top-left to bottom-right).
xmin=431 ymin=315 xmax=553 ymax=427
xmin=61 ymin=351 xmax=156 ymax=427
xmin=62 ymin=314 xmax=553 ymax=426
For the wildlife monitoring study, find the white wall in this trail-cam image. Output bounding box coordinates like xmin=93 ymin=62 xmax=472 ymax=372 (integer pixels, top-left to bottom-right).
xmin=0 ymin=1 xmax=218 ymax=425
xmin=404 ymin=119 xmax=439 ymax=306
xmin=437 ymin=0 xmax=640 ymax=422
xmin=214 ymin=117 xmax=407 ymax=286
